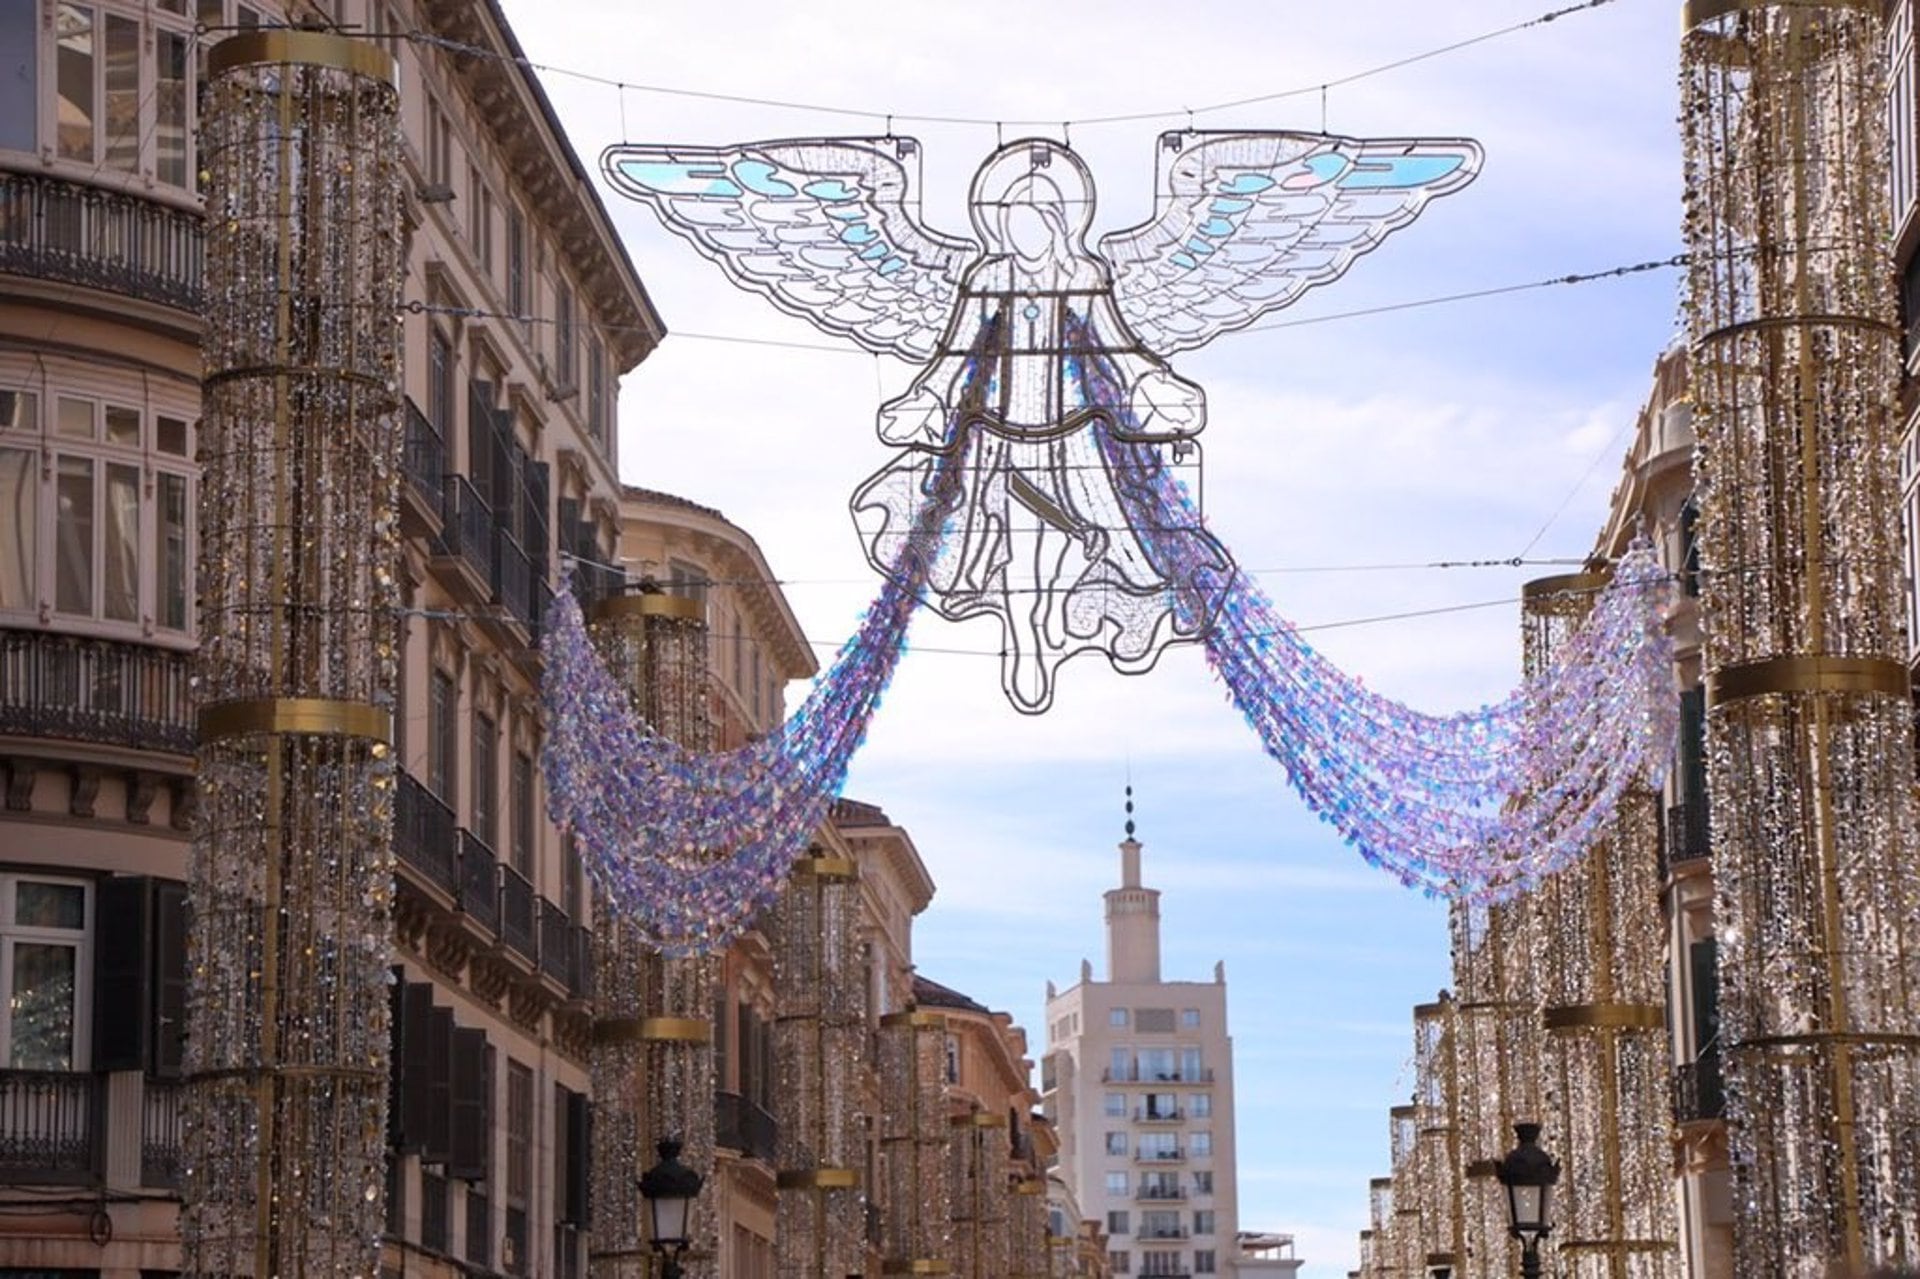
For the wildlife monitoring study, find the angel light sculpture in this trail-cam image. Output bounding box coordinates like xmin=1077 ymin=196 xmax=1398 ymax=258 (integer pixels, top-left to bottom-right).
xmin=603 ymin=131 xmax=1480 ymax=712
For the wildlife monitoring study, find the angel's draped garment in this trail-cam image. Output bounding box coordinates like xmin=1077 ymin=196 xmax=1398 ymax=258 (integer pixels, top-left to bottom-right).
xmin=852 ymin=248 xmax=1231 ymax=713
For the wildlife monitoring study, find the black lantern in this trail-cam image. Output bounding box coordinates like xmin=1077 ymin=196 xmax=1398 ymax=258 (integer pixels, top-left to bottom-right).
xmin=1495 ymin=1122 xmax=1560 ymax=1279
xmin=638 ymin=1138 xmax=703 ymax=1279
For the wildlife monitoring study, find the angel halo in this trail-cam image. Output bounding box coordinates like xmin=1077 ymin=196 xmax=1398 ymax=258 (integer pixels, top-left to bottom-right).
xmin=602 ymin=131 xmax=1483 ymax=712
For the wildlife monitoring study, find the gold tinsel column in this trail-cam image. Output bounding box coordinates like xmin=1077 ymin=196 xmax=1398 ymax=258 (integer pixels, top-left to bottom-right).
xmin=774 ymin=852 xmax=866 ymax=1275
xmin=949 ymin=1109 xmax=1010 ymax=1279
xmin=1388 ymin=1104 xmax=1425 ymax=1277
xmin=184 ymin=30 xmax=402 ymax=1279
xmin=879 ymin=1009 xmax=954 ymax=1273
xmin=1412 ymin=996 xmax=1465 ymax=1279
xmin=1009 ymin=1174 xmax=1049 ymax=1278
xmin=586 ymin=592 xmax=718 ymax=1279
xmin=1683 ymin=3 xmax=1920 ymax=1274
xmin=1519 ymin=571 xmax=1679 ymax=1279
xmin=1450 ymin=897 xmax=1545 ymax=1279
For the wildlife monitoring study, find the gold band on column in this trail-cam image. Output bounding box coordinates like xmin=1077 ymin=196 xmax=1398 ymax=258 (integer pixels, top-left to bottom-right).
xmin=199 ymin=697 xmax=392 ymax=744
xmin=776 ymin=1167 xmax=860 ymax=1190
xmin=208 ymin=28 xmax=396 ymax=81
xmin=1705 ymin=655 xmax=1910 ymax=707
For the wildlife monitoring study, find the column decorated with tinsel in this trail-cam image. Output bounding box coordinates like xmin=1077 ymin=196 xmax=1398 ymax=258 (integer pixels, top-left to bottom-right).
xmin=879 ymin=1010 xmax=954 ymax=1272
xmin=1683 ymin=2 xmax=1920 ymax=1274
xmin=185 ymin=29 xmax=402 ymax=1279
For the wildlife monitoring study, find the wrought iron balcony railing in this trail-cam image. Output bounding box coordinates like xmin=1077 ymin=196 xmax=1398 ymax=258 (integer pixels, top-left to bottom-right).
xmin=0 ymin=1069 xmax=100 ymax=1183
xmin=537 ymin=900 xmax=570 ymax=985
xmin=0 ymin=628 xmax=194 ymax=754
xmin=142 ymin=1076 xmax=184 ymax=1189
xmin=457 ymin=829 xmax=500 ymax=935
xmin=498 ymin=864 xmax=536 ymax=962
xmin=567 ymin=923 xmax=594 ymax=1001
xmin=394 ymin=771 xmax=458 ymax=896
xmin=494 ymin=527 xmax=534 ymax=632
xmin=1663 ymin=796 xmax=1710 ymax=875
xmin=404 ymin=398 xmax=447 ymax=515
xmin=438 ymin=475 xmax=496 ymax=589
xmin=714 ymin=1090 xmax=777 ymax=1165
xmin=0 ymin=170 xmax=203 ymax=313
xmin=1673 ymin=1045 xmax=1725 ymax=1123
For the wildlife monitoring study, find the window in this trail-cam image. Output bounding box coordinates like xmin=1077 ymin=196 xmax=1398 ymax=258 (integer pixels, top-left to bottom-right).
xmin=1139 ymin=1047 xmax=1175 ymax=1080
xmin=667 ymin=559 xmax=709 ymax=608
xmin=943 ymin=1033 xmax=959 ymax=1085
xmin=49 ymin=5 xmax=196 ymax=184
xmin=1194 ymin=1249 xmax=1216 ymax=1274
xmin=1190 ymin=1092 xmax=1211 ymax=1119
xmin=562 ymin=832 xmax=584 ymax=920
xmin=1104 ymin=1172 xmax=1129 ymax=1197
xmin=56 ymin=4 xmax=97 ymax=162
xmin=0 ymin=877 xmax=90 ymax=1071
xmin=1141 ymin=1210 xmax=1180 ymax=1240
xmin=1110 ymin=1006 xmax=1129 ymax=1027
xmin=0 ymin=2 xmax=34 ymax=151
xmin=507 ymin=209 xmax=527 ymax=319
xmin=1106 ymin=1210 xmax=1128 ymax=1235
xmin=427 ymin=98 xmax=452 ymax=188
xmin=1105 ymin=1131 xmax=1127 ymax=1156
xmin=1110 ymin=1047 xmax=1132 ymax=1081
xmin=506 ymin=1059 xmax=532 ymax=1205
xmin=1191 ymin=1170 xmax=1213 ymax=1195
xmin=472 ymin=713 xmax=498 ymax=848
xmin=1108 ymin=1252 xmax=1130 ymax=1274
xmin=1180 ymin=1046 xmax=1203 ymax=1080
xmin=1895 ymin=2 xmax=1918 ymax=237
xmin=428 ymin=670 xmax=457 ymax=806
xmin=0 ymin=389 xmax=194 ymax=629
xmin=1192 ymin=1210 xmax=1215 ymax=1236
xmin=750 ymin=647 xmax=762 ymax=724
xmin=1180 ymin=1008 xmax=1200 ymax=1029
xmin=1142 ymin=1252 xmax=1185 ymax=1277
xmin=554 ymin=281 xmax=576 ymax=390
xmin=468 ymin=171 xmax=494 ymax=275
xmin=1143 ymin=1092 xmax=1178 ymax=1121
xmin=1140 ymin=1171 xmax=1179 ymax=1199
xmin=1190 ymin=1131 xmax=1212 ymax=1157
xmin=587 ymin=337 xmax=606 ymax=445
xmin=1139 ymin=1131 xmax=1177 ymax=1161
xmin=1103 ymin=1092 xmax=1126 ymax=1118
xmin=510 ymin=751 xmax=534 ymax=878
xmin=429 ymin=329 xmax=455 ymax=437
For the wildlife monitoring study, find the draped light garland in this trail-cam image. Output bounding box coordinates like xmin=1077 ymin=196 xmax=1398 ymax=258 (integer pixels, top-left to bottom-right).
xmin=543 ymin=436 xmax=1674 ymax=954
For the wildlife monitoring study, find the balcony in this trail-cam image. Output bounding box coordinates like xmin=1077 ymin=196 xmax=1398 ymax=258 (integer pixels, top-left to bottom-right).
xmin=0 ymin=1070 xmax=100 ymax=1183
xmin=1135 ymin=1107 xmax=1184 ymax=1123
xmin=1673 ymin=1046 xmax=1725 ymax=1124
xmin=402 ymin=399 xmax=447 ymax=530
xmin=1136 ymin=1146 xmax=1186 ymax=1163
xmin=457 ymin=829 xmax=500 ymax=935
xmin=1663 ymin=797 xmax=1710 ymax=876
xmin=142 ymin=1077 xmax=183 ymax=1189
xmin=538 ymin=900 xmax=571 ymax=986
xmin=498 ymin=864 xmax=536 ymax=963
xmin=0 ymin=170 xmax=203 ymax=314
xmin=1137 ymin=1226 xmax=1190 ymax=1241
xmin=0 ymin=629 xmax=194 ymax=755
xmin=493 ymin=527 xmax=534 ymax=634
xmin=567 ymin=923 xmax=594 ymax=1002
xmin=436 ymin=475 xmax=496 ymax=598
xmin=714 ymin=1090 xmax=777 ymax=1164
xmin=1103 ymin=1067 xmax=1213 ymax=1084
xmin=1135 ymin=1184 xmax=1186 ymax=1202
xmin=394 ymin=772 xmax=459 ymax=896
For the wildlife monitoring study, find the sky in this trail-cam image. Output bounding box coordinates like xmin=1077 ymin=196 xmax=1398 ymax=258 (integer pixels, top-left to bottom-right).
xmin=497 ymin=3 xmax=1685 ymax=1272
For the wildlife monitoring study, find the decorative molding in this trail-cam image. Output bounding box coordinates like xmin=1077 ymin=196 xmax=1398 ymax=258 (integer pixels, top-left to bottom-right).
xmin=68 ymin=765 xmax=100 ymax=818
xmin=126 ymin=770 xmax=160 ymax=825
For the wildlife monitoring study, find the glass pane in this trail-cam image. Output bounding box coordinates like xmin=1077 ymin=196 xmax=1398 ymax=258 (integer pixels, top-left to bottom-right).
xmin=54 ymin=456 xmax=92 ymax=615
xmin=0 ymin=449 xmax=35 ymax=610
xmin=197 ymin=0 xmax=223 ymax=25
xmin=105 ymin=405 xmax=139 ymax=447
xmin=158 ymin=0 xmax=186 ymax=13
xmin=55 ymin=4 xmax=95 ymax=162
xmin=0 ymin=390 xmax=34 ymax=432
xmin=56 ymin=397 xmax=91 ymax=440
xmin=10 ymin=943 xmax=76 ymax=1070
xmin=159 ymin=473 xmax=187 ymax=630
xmin=104 ymin=13 xmax=138 ymax=173
xmin=157 ymin=416 xmax=188 ymax=457
xmin=0 ymin=1 xmax=35 ymax=152
xmin=103 ymin=462 xmax=138 ymax=621
xmin=155 ymin=30 xmax=189 ymax=187
xmin=16 ymin=883 xmax=84 ymax=930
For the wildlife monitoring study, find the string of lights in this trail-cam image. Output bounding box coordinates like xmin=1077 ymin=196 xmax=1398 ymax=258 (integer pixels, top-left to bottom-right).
xmin=198 ymin=0 xmax=1620 ymax=133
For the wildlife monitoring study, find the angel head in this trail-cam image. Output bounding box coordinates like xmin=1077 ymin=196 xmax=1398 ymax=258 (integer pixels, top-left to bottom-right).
xmin=969 ymin=139 xmax=1096 ymax=267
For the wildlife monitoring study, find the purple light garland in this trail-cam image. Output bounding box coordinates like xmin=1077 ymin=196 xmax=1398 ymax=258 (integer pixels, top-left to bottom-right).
xmin=544 ymin=412 xmax=1675 ymax=952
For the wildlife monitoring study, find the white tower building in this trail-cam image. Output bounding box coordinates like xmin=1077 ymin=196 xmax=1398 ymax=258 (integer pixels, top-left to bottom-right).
xmin=1042 ymin=794 xmax=1253 ymax=1277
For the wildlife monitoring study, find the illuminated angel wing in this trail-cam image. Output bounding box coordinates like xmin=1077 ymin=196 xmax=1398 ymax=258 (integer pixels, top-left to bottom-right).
xmin=601 ymin=137 xmax=979 ymax=363
xmin=1101 ymin=130 xmax=1483 ymax=357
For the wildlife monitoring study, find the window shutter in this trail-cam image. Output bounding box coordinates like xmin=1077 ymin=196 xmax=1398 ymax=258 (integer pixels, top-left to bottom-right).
xmin=151 ymin=880 xmax=188 ymax=1077
xmin=450 ymin=1027 xmax=490 ymax=1181
xmin=92 ymin=875 xmax=150 ymax=1072
xmin=425 ymin=1004 xmax=454 ymax=1165
xmin=559 ymin=1086 xmax=590 ymax=1226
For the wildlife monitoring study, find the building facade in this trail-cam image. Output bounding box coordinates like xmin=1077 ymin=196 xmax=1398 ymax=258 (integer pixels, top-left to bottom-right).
xmin=1043 ymin=829 xmax=1245 ymax=1278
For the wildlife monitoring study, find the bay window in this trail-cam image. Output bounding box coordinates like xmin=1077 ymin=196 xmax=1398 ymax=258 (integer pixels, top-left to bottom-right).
xmin=1 ymin=877 xmax=91 ymax=1072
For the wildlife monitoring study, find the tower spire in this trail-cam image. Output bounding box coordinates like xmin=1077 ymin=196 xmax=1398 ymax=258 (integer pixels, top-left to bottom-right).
xmin=1124 ymin=783 xmax=1136 ymax=840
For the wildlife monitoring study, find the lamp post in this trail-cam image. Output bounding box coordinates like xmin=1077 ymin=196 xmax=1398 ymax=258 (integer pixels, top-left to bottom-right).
xmin=1495 ymin=1122 xmax=1560 ymax=1279
xmin=639 ymin=1138 xmax=704 ymax=1279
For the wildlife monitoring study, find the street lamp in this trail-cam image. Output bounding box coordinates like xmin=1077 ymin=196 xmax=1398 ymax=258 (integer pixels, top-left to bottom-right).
xmin=638 ymin=1137 xmax=704 ymax=1279
xmin=1495 ymin=1122 xmax=1560 ymax=1279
